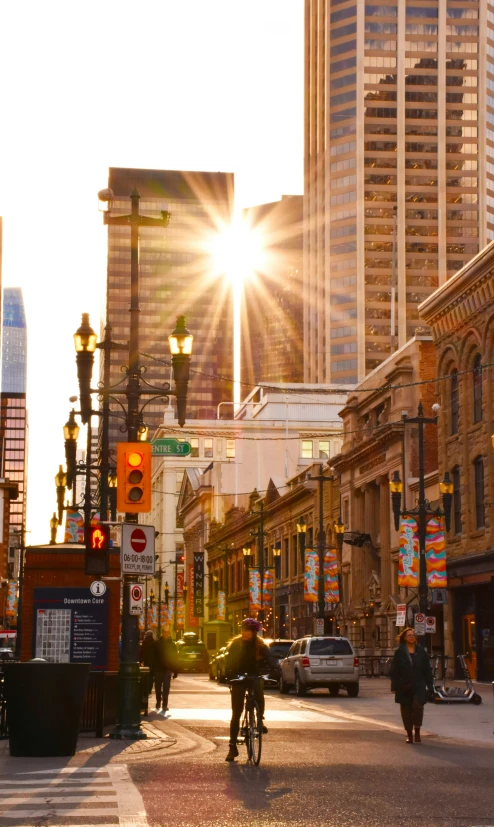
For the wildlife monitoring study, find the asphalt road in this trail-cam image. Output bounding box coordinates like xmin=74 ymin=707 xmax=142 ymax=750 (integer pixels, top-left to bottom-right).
xmin=130 ymin=674 xmax=494 ymax=827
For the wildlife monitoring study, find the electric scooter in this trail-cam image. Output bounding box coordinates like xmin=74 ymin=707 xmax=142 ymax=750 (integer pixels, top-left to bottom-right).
xmin=432 ymin=654 xmax=482 ymax=704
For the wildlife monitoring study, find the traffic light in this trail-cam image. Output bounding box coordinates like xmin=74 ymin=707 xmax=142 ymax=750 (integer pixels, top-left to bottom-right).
xmin=85 ymin=523 xmax=110 ymax=576
xmin=116 ymin=442 xmax=152 ymax=514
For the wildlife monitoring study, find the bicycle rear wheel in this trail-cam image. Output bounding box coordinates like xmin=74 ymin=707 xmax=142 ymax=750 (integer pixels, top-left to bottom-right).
xmin=241 ymin=709 xmax=251 ymax=760
xmin=249 ymin=701 xmax=262 ymax=766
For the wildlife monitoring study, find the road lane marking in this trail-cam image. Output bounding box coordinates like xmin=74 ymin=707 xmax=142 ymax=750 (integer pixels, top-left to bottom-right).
xmin=166 ymin=707 xmax=348 ymax=723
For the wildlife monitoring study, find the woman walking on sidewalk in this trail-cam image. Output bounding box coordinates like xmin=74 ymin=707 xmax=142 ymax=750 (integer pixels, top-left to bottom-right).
xmin=390 ymin=626 xmax=434 ymax=744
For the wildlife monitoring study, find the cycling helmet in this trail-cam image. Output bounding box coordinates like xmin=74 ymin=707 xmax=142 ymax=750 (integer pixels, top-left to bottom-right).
xmin=242 ymin=617 xmax=262 ymax=632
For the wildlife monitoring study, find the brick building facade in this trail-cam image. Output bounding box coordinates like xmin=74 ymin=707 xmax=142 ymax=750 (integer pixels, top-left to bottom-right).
xmin=419 ymin=243 xmax=494 ymax=681
xmin=332 ymin=336 xmax=442 ymax=656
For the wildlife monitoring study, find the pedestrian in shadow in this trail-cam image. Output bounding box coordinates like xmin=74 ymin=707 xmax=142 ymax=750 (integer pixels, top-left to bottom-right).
xmin=140 ymin=630 xmax=155 ymax=696
xmin=390 ymin=626 xmax=434 ymax=744
xmin=153 ymin=628 xmax=178 ymax=713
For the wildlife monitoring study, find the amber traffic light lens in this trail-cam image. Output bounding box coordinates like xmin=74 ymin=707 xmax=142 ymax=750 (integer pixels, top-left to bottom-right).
xmin=128 ymin=486 xmax=144 ymax=501
xmin=128 ymin=452 xmax=143 ymax=467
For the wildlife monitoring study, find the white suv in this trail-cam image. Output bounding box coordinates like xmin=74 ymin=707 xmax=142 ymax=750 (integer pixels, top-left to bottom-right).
xmin=279 ymin=636 xmax=359 ymax=697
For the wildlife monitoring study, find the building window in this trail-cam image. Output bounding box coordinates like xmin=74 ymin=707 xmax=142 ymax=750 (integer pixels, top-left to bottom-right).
xmin=473 ymin=456 xmax=485 ymax=529
xmin=319 ymin=441 xmax=330 ymax=459
xmin=226 ymin=439 xmax=235 ymax=459
xmin=292 ymin=534 xmax=298 ymax=577
xmin=451 ymin=369 xmax=459 ymax=435
xmin=284 ymin=538 xmax=289 ymax=578
xmin=176 ymin=471 xmax=184 ymax=493
xmin=301 ymin=440 xmax=313 ymax=459
xmin=473 ymin=354 xmax=482 ymax=423
xmin=452 ymin=466 xmax=461 ymax=535
xmin=190 ymin=438 xmax=199 ymax=458
xmin=204 ymin=438 xmax=213 ymax=458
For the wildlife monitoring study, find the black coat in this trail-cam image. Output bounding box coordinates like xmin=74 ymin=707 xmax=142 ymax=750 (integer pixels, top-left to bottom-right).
xmin=153 ymin=637 xmax=178 ymax=673
xmin=225 ymin=636 xmax=276 ymax=680
xmin=140 ymin=634 xmax=155 ymax=668
xmin=390 ymin=643 xmax=434 ymax=705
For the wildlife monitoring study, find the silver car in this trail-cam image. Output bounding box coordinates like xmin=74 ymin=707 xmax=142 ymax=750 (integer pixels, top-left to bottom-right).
xmin=279 ymin=636 xmax=359 ymax=697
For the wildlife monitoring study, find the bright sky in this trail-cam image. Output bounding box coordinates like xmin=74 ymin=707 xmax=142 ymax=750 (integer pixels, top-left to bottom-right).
xmin=0 ymin=1 xmax=303 ymax=545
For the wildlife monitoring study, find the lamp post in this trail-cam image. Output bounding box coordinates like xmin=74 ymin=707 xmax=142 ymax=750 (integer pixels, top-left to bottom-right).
xmin=156 ymin=567 xmax=163 ymax=636
xmin=307 ymin=465 xmax=337 ymax=628
xmin=55 ymin=466 xmax=67 ymax=526
xmin=242 ymin=546 xmax=252 ymax=592
xmin=108 ymin=469 xmax=117 ymax=522
xmin=68 ymin=188 xmax=192 ymax=740
xmin=390 ymin=403 xmax=453 ymax=621
xmin=49 ymin=513 xmax=58 ymax=545
xmin=296 ymin=517 xmax=306 ymax=570
xmin=250 ymin=498 xmax=267 ymax=625
xmin=272 ymin=545 xmax=281 ymax=637
xmin=64 ymin=409 xmax=80 ymax=496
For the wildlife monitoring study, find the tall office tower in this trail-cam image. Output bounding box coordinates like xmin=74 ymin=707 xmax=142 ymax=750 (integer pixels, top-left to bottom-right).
xmin=241 ymin=195 xmax=304 ymax=389
xmin=104 ymin=168 xmax=234 ymax=448
xmin=304 ymin=0 xmax=486 ymax=384
xmin=1 ymin=287 xmax=28 ymax=565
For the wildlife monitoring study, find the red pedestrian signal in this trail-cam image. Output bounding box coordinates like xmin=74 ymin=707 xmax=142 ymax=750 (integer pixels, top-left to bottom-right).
xmin=116 ymin=443 xmax=152 ymax=514
xmin=86 ymin=524 xmax=110 ymax=576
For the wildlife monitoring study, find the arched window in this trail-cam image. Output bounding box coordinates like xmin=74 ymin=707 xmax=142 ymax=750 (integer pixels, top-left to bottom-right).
xmin=473 ymin=455 xmax=485 ymax=529
xmin=452 ymin=466 xmax=461 ymax=535
xmin=473 ymin=354 xmax=483 ymax=423
xmin=451 ymin=369 xmax=459 ymax=434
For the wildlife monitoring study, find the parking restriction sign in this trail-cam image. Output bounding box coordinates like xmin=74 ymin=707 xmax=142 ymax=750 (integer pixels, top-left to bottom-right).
xmin=425 ymin=616 xmax=436 ymax=634
xmin=414 ymin=612 xmax=426 ymax=634
xmin=129 ymin=583 xmax=143 ymax=615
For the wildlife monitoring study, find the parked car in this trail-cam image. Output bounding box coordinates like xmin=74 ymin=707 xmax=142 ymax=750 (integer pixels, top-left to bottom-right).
xmin=279 ymin=636 xmax=359 ymax=697
xmin=176 ymin=633 xmax=209 ymax=673
xmin=209 ymin=646 xmax=227 ymax=681
xmin=216 ymin=640 xmax=235 ymax=683
xmin=261 ymin=639 xmax=294 ymax=687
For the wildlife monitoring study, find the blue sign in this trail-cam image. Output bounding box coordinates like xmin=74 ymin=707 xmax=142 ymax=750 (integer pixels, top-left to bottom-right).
xmin=33 ymin=587 xmax=109 ymax=670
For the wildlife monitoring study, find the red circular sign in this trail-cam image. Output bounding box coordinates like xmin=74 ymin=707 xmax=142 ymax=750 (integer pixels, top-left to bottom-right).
xmin=131 ymin=584 xmax=142 ymax=601
xmin=130 ymin=528 xmax=147 ymax=553
xmin=415 ymin=613 xmax=425 ymax=623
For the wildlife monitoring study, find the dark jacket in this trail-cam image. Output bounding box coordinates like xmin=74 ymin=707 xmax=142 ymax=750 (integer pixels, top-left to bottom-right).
xmin=390 ymin=643 xmax=434 ymax=705
xmin=154 ymin=636 xmax=178 ymax=673
xmin=140 ymin=633 xmax=155 ymax=668
xmin=225 ymin=636 xmax=276 ymax=681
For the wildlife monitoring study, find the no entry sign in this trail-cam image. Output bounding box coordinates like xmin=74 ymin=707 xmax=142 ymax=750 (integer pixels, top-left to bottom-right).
xmin=121 ymin=523 xmax=155 ymax=575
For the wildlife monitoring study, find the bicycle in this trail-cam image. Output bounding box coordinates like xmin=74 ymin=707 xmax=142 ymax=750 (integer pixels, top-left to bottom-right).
xmin=229 ymin=674 xmax=263 ymax=765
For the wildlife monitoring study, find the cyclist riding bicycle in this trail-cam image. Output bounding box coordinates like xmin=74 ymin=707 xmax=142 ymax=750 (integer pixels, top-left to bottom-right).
xmin=224 ymin=618 xmax=276 ymax=762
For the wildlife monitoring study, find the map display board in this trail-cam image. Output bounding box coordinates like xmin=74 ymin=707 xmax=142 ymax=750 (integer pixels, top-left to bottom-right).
xmin=33 ymin=587 xmax=109 ymax=669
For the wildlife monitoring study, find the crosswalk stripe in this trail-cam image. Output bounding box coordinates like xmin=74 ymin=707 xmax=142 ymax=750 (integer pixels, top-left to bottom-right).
xmin=1 ymin=808 xmax=120 ymax=818
xmin=0 ymin=785 xmax=115 ymax=792
xmin=1 ymin=795 xmax=118 ymax=804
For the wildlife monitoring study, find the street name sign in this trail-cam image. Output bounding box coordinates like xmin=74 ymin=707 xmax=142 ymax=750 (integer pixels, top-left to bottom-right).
xmin=151 ymin=439 xmax=191 ymax=457
xmin=129 ymin=583 xmax=143 ymax=615
xmin=121 ymin=523 xmax=155 ymax=575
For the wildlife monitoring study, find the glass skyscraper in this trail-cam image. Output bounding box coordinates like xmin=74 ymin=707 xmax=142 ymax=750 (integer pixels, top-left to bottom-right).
xmin=0 ymin=287 xmax=28 ymax=560
xmin=104 ymin=168 xmax=234 ymax=450
xmin=304 ymin=0 xmax=488 ymax=384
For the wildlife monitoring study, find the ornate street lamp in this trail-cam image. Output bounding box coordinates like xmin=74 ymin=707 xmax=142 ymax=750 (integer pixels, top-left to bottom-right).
xmin=296 ymin=516 xmax=307 ymax=567
xmin=49 ymin=512 xmax=59 ymax=545
xmin=389 ymin=470 xmax=404 ymax=532
xmin=334 ymin=515 xmax=345 ymax=554
xmin=164 ymin=582 xmax=170 ymax=606
xmin=55 ymin=465 xmax=67 ymax=525
xmin=439 ymin=472 xmax=454 ymax=532
xmin=63 ymin=409 xmax=80 ymax=490
xmin=272 ymin=543 xmax=281 ymax=579
xmin=108 ymin=468 xmax=117 ymax=522
xmin=168 ymin=316 xmax=193 ymax=427
xmin=73 ymin=314 xmax=97 ymax=425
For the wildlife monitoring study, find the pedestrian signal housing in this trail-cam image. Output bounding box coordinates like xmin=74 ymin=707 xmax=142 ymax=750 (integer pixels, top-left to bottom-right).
xmin=117 ymin=442 xmax=152 ymax=513
xmin=85 ymin=523 xmax=110 ymax=575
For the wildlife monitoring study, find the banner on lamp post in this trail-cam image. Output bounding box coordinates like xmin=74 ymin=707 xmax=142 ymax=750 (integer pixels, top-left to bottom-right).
xmin=263 ymin=568 xmax=274 ymax=609
xmin=249 ymin=569 xmax=261 ymax=612
xmin=425 ymin=516 xmax=447 ymax=588
xmin=217 ymin=590 xmax=226 ymax=621
xmin=188 ymin=563 xmax=198 ymax=627
xmin=176 ymin=570 xmax=185 ymax=629
xmin=64 ymin=509 xmax=84 ymax=544
xmin=324 ymin=549 xmax=339 ymax=602
xmin=304 ymin=549 xmax=319 ymax=603
xmin=398 ymin=516 xmax=419 ymax=587
xmin=5 ymin=580 xmax=18 ymax=619
xmin=193 ymin=553 xmax=204 ymax=617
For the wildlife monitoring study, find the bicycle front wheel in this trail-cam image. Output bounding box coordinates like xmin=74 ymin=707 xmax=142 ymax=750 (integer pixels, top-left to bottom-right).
xmin=249 ymin=702 xmax=262 ymax=766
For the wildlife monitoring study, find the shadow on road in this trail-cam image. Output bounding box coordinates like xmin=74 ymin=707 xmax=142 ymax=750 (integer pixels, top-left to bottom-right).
xmin=225 ymin=761 xmax=292 ymax=811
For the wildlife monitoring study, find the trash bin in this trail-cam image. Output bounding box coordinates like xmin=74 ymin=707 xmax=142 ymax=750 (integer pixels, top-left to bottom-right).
xmin=3 ymin=662 xmax=90 ymax=757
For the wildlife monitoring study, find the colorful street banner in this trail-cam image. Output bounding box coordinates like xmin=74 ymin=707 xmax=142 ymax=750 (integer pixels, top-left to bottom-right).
xmin=149 ymin=604 xmax=158 ymax=629
xmin=398 ymin=516 xmax=419 ymax=587
xmin=263 ymin=568 xmax=275 ymax=609
xmin=193 ymin=553 xmax=204 ymax=617
xmin=5 ymin=581 xmax=18 ymax=619
xmin=324 ymin=550 xmax=339 ymax=602
xmin=425 ymin=516 xmax=447 ymax=588
xmin=176 ymin=597 xmax=185 ymax=630
xmin=90 ymin=512 xmax=101 ymax=527
xmin=249 ymin=569 xmax=261 ymax=611
xmin=188 ymin=564 xmax=199 ymax=627
xmin=304 ymin=550 xmax=319 ymax=603
xmin=64 ymin=509 xmax=84 ymax=544
xmin=217 ymin=590 xmax=226 ymax=621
